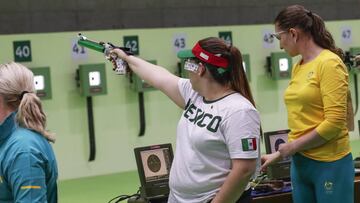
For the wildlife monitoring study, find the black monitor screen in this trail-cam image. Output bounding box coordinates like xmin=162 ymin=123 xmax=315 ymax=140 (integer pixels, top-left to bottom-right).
xmin=139 ymin=147 xmax=172 ymax=182
xmin=134 ymin=143 xmax=173 ymax=184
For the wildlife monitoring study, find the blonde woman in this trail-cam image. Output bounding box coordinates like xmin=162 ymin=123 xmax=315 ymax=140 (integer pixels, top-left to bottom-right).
xmin=0 ymin=62 xmax=58 ymax=202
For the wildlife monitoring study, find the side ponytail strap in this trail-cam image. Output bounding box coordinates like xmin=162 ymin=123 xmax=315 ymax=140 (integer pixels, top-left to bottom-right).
xmin=18 ymin=91 xmax=29 ymax=100
xmin=306 ymin=11 xmax=313 ymax=17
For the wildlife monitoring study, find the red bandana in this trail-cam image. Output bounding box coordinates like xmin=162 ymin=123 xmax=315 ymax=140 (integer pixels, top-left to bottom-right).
xmin=191 ymin=43 xmax=229 ymax=68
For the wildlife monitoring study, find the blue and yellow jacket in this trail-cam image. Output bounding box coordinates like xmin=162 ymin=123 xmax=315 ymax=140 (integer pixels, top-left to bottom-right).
xmin=0 ymin=112 xmax=58 ymax=203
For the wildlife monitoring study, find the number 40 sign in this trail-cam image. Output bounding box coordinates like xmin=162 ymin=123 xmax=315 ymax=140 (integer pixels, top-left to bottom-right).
xmin=13 ymin=40 xmax=32 ymax=62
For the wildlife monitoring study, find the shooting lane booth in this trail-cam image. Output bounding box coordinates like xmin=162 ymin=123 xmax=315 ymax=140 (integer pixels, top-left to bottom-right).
xmin=76 ymin=63 xmax=107 ymax=161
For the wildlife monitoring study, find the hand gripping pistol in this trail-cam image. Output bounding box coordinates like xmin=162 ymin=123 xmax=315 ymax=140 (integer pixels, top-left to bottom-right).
xmin=77 ymin=33 xmax=133 ymax=75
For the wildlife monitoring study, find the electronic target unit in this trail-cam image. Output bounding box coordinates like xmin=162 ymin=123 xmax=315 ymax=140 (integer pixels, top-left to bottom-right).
xmin=30 ymin=67 xmax=52 ymax=100
xmin=76 ymin=63 xmax=107 ymax=97
xmin=266 ymin=52 xmax=292 ymax=80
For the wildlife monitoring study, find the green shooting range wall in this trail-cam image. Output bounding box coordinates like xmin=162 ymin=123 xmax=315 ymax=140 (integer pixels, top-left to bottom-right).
xmin=0 ymin=20 xmax=359 ymax=182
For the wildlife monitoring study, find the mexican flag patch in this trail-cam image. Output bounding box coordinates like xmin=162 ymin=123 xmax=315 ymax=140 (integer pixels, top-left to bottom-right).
xmin=241 ymin=138 xmax=257 ymax=151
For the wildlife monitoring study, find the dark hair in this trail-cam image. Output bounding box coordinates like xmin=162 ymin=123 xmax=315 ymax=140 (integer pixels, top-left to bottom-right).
xmin=197 ymin=37 xmax=256 ymax=107
xmin=274 ymin=5 xmax=344 ymax=60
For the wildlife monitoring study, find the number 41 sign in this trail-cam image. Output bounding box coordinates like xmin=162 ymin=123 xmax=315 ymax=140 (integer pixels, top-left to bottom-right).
xmin=71 ymin=39 xmax=88 ymax=59
xmin=13 ymin=40 xmax=32 ymax=62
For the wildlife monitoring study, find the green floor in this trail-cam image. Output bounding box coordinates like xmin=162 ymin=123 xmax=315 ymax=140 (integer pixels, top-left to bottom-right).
xmin=58 ymin=171 xmax=140 ymax=203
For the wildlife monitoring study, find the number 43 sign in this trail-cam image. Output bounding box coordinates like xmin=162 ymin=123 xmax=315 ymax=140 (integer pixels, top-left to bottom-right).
xmin=13 ymin=40 xmax=32 ymax=62
xmin=173 ymin=33 xmax=187 ymax=53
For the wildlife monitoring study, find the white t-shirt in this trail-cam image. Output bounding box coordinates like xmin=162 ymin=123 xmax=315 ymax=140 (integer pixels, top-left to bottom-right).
xmin=168 ymin=79 xmax=260 ymax=203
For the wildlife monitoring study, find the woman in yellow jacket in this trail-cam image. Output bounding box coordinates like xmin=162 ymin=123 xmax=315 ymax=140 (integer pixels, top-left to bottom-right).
xmin=261 ymin=5 xmax=354 ymax=203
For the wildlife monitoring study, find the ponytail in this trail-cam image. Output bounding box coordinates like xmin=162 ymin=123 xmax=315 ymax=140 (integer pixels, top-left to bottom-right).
xmin=309 ymin=13 xmax=344 ymax=60
xmin=17 ymin=92 xmax=55 ymax=142
xmin=275 ymin=5 xmax=344 ymax=60
xmin=228 ymin=46 xmax=256 ymax=107
xmin=198 ymin=37 xmax=256 ymax=107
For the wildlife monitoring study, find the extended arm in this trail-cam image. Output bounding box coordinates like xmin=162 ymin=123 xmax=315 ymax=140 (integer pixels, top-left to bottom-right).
xmin=111 ymin=49 xmax=185 ymax=108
